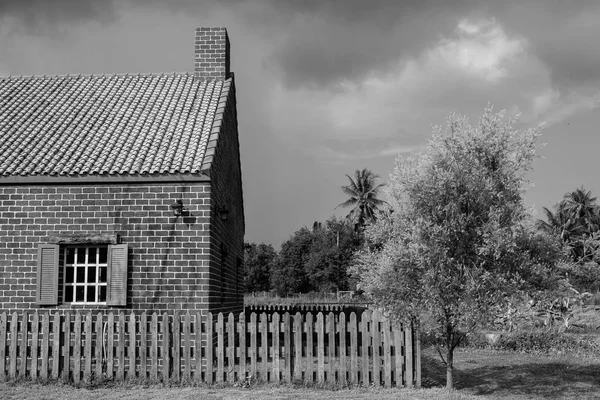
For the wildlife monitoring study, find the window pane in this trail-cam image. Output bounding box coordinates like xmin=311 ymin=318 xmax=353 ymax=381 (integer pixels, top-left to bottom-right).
xmin=65 ymin=285 xmax=74 ymax=302
xmin=88 ymin=267 xmax=96 ymax=283
xmin=76 ymin=267 xmax=85 ymax=283
xmin=99 ymin=267 xmax=107 ymax=283
xmin=88 ymin=247 xmax=97 ymax=263
xmin=87 ymin=286 xmax=96 ymax=302
xmin=65 ymin=267 xmax=74 ymax=284
xmin=66 ymin=248 xmax=75 ymax=264
xmin=99 ymin=286 xmax=107 ymax=302
xmin=77 ymin=248 xmax=86 ymax=264
xmin=75 ymin=286 xmax=85 ymax=302
xmin=99 ymin=247 xmax=108 ymax=264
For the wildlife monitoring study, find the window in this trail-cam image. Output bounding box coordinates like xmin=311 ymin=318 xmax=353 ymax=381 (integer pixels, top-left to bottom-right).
xmin=36 ymin=243 xmax=128 ymax=306
xmin=63 ymin=246 xmax=108 ymax=304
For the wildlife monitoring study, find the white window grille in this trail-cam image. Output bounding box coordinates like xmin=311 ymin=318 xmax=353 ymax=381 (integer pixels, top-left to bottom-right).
xmin=63 ymin=246 xmax=108 ymax=304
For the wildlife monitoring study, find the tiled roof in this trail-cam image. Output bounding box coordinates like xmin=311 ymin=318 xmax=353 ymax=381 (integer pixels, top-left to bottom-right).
xmin=0 ymin=73 xmax=230 ymax=177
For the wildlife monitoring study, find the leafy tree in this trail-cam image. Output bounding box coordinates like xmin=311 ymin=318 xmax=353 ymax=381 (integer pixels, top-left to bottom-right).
xmin=243 ymin=242 xmax=278 ymax=293
xmin=271 ymin=227 xmax=313 ymax=295
xmin=352 ymin=107 xmax=563 ymax=389
xmin=271 ymin=217 xmax=363 ymax=295
xmin=336 ymin=168 xmax=386 ymax=231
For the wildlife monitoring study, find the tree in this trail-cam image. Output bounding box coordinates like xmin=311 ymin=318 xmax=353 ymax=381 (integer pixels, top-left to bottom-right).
xmin=336 ymin=168 xmax=386 ymax=231
xmin=352 ymin=107 xmax=563 ymax=389
xmin=271 ymin=227 xmax=313 ymax=295
xmin=243 ymin=242 xmax=278 ymax=293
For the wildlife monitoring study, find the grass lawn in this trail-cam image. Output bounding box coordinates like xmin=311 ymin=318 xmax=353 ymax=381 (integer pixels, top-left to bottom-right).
xmin=1 ymin=347 xmax=599 ymax=399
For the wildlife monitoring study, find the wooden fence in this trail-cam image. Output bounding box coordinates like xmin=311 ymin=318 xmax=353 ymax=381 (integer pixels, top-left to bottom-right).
xmin=0 ymin=309 xmax=420 ymax=387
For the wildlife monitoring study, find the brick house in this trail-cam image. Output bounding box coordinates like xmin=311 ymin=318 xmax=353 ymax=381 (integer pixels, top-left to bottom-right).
xmin=0 ymin=27 xmax=244 ymax=317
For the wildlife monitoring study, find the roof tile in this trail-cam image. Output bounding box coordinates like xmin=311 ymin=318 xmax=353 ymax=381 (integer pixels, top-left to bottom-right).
xmin=0 ymin=73 xmax=229 ymax=177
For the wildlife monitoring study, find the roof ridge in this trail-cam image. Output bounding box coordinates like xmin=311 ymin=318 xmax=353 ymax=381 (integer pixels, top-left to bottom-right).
xmin=0 ymin=72 xmax=195 ymax=80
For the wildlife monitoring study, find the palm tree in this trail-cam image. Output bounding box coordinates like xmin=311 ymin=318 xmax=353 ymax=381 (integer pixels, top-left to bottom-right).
xmin=335 ymin=168 xmax=387 ymax=231
xmin=563 ymin=187 xmax=600 ymax=233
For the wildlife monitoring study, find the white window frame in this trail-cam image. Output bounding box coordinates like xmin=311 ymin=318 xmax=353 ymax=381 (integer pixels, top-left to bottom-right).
xmin=62 ymin=245 xmax=108 ymax=305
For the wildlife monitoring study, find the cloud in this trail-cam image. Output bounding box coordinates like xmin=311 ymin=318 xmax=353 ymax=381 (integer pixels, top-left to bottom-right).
xmin=0 ymin=0 xmax=116 ymax=34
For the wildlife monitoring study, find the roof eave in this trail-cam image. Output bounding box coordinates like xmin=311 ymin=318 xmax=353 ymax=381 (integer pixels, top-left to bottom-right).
xmin=0 ymin=172 xmax=211 ymax=186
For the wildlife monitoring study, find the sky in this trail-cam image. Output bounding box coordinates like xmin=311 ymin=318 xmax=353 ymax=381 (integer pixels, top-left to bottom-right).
xmin=1 ymin=0 xmax=600 ymax=247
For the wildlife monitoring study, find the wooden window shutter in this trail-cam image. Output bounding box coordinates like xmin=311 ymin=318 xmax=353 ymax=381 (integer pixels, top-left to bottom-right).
xmin=107 ymin=244 xmax=129 ymax=306
xmin=37 ymin=244 xmax=59 ymax=306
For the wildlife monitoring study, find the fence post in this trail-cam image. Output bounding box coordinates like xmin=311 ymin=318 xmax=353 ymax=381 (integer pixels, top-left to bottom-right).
xmin=259 ymin=312 xmax=268 ymax=382
xmin=339 ymin=311 xmax=347 ymax=384
xmin=249 ymin=312 xmax=256 ymax=382
xmin=383 ymin=317 xmax=392 ymax=387
xmin=173 ymin=312 xmax=181 ymax=383
xmin=349 ymin=312 xmax=358 ymax=384
xmin=216 ymin=313 xmax=224 ymax=383
xmin=405 ymin=321 xmax=414 ymax=388
xmin=63 ymin=312 xmax=71 ymax=382
xmin=283 ymin=312 xmax=292 ymax=383
xmin=372 ymin=310 xmax=381 ymax=386
xmin=194 ymin=312 xmax=203 ymax=384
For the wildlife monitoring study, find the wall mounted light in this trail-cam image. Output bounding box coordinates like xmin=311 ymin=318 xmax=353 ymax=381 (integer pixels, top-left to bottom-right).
xmin=171 ymin=199 xmax=185 ymax=216
xmin=215 ymin=204 xmax=230 ymax=221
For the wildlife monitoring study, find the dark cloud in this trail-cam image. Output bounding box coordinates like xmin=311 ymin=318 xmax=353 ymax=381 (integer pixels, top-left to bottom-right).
xmin=0 ymin=0 xmax=116 ymax=34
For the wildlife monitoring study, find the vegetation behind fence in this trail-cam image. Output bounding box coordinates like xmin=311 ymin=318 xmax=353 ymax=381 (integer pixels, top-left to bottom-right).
xmin=0 ymin=309 xmax=420 ymax=387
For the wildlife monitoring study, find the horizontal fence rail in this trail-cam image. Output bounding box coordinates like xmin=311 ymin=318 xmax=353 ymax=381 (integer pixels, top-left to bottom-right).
xmin=0 ymin=310 xmax=420 ymax=387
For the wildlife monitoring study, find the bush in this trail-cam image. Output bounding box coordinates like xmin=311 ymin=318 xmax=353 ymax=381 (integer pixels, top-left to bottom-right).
xmin=460 ymin=329 xmax=600 ymax=356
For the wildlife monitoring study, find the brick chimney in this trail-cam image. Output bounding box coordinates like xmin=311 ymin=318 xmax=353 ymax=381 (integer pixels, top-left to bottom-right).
xmin=194 ymin=27 xmax=230 ymax=80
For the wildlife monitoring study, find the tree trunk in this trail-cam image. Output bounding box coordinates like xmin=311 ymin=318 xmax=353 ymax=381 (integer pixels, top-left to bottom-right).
xmin=446 ymin=346 xmax=454 ymax=390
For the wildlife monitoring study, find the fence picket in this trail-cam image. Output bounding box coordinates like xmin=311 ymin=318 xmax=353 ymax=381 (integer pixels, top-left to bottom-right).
xmin=31 ymin=312 xmax=39 ymax=380
xmin=52 ymin=312 xmax=60 ymax=380
xmin=339 ymin=311 xmax=347 ymax=384
xmin=140 ymin=312 xmax=147 ymax=380
xmin=405 ymin=322 xmax=413 ymax=388
xmin=272 ymin=312 xmax=280 ymax=383
xmin=162 ymin=312 xmax=170 ymax=384
xmin=0 ymin=310 xmax=419 ymax=387
xmin=206 ymin=312 xmax=213 ymax=384
xmin=305 ymin=312 xmax=313 ymax=383
xmin=63 ymin=312 xmax=72 ymax=382
xmin=173 ymin=312 xmax=181 ymax=383
xmin=361 ymin=310 xmax=371 ymax=385
xmin=217 ymin=313 xmax=224 ymax=383
xmin=283 ymin=312 xmax=291 ymax=382
xmin=238 ymin=313 xmax=246 ymax=382
xmin=40 ymin=313 xmax=49 ymax=380
xmin=0 ymin=312 xmax=5 ymax=381
xmin=249 ymin=312 xmax=256 ymax=381
xmin=95 ymin=312 xmax=103 ymax=381
xmin=373 ymin=311 xmax=381 ymax=386
xmin=327 ymin=312 xmax=335 ymax=383
xmin=294 ymin=312 xmax=302 ymax=380
xmin=73 ymin=312 xmax=81 ymax=384
xmin=183 ymin=311 xmax=191 ymax=382
xmin=151 ymin=313 xmax=158 ymax=382
xmin=194 ymin=312 xmax=203 ymax=383
xmin=383 ymin=318 xmax=391 ymax=387
xmin=316 ymin=312 xmax=324 ymax=383
xmin=349 ymin=312 xmax=357 ymax=384
xmin=19 ymin=312 xmax=28 ymax=379
xmin=9 ymin=312 xmax=17 ymax=379
xmin=84 ymin=312 xmax=92 ymax=383
xmin=227 ymin=313 xmax=235 ymax=383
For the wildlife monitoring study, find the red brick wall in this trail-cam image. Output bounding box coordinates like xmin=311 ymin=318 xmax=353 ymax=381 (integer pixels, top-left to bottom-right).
xmin=207 ymin=79 xmax=245 ymax=315
xmin=0 ymin=182 xmax=217 ymax=315
xmin=194 ymin=27 xmax=230 ymax=81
